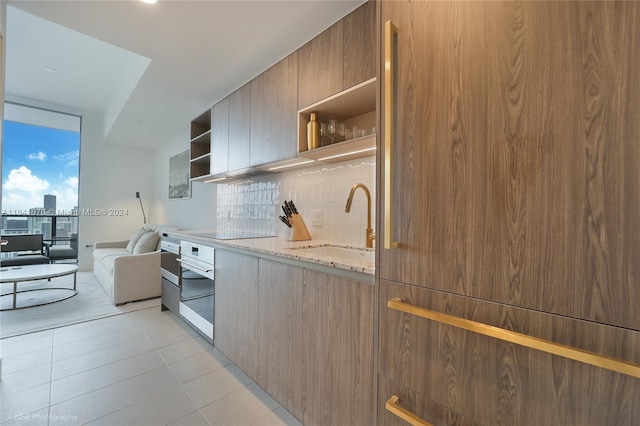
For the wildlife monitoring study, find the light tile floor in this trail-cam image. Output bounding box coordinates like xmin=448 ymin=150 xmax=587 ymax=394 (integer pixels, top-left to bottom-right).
xmin=0 ymin=307 xmax=302 ymax=426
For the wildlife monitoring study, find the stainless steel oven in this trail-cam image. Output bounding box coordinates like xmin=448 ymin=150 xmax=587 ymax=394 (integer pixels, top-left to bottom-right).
xmin=177 ymin=241 xmax=214 ymax=341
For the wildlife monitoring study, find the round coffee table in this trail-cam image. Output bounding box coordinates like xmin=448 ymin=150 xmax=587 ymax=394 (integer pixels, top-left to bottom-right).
xmin=0 ymin=264 xmax=78 ymax=310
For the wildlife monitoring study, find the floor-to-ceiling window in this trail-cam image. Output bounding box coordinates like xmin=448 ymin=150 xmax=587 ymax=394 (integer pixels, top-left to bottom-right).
xmin=1 ymin=102 xmax=81 ymax=262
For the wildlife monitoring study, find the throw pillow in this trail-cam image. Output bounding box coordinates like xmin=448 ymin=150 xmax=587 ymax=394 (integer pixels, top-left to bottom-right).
xmin=126 ymin=227 xmax=148 ymax=253
xmin=133 ymin=231 xmax=160 ymax=254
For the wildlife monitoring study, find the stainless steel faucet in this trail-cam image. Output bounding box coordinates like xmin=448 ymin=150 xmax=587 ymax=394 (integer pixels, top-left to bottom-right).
xmin=345 ymin=183 xmax=375 ymax=248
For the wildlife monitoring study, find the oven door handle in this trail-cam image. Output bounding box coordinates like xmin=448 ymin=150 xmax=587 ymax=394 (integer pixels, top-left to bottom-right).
xmin=176 ymin=258 xmax=213 ymax=274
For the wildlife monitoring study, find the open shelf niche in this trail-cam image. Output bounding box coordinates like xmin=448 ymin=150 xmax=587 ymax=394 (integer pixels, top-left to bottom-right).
xmin=189 ymin=109 xmax=213 ymax=182
xmin=297 ymin=77 xmax=376 ymax=164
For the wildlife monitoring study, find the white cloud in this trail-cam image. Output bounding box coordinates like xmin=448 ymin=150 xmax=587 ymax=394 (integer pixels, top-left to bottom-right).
xmin=53 ymin=150 xmax=79 ymax=167
xmin=3 ymin=166 xmax=50 ymax=191
xmin=27 ymin=151 xmax=47 ymax=161
xmin=1 ymin=191 xmax=44 ymax=213
xmin=65 ymin=176 xmax=78 ymax=188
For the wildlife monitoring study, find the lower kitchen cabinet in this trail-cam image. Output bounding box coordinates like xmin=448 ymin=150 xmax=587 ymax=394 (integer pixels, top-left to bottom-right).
xmin=160 ymin=277 xmax=179 ymax=313
xmin=378 ymin=375 xmax=476 ymax=426
xmin=215 ymin=252 xmax=374 ymax=426
xmin=378 ymin=279 xmax=640 ymax=425
xmin=214 ymin=250 xmax=259 ymax=380
xmin=256 ymin=259 xmax=304 ymax=421
xmin=302 ymin=269 xmax=374 ymax=426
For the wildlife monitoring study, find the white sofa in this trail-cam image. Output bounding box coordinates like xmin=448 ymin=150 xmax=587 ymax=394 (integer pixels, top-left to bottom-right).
xmin=93 ymin=226 xmax=163 ymax=305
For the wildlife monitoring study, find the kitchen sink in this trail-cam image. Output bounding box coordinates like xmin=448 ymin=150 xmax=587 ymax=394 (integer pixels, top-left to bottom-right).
xmin=288 ymin=245 xmax=374 ymax=266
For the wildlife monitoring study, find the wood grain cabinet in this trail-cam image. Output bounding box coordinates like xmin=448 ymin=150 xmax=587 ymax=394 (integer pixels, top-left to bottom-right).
xmin=213 ymin=250 xmax=259 ymax=380
xmin=378 ymin=280 xmax=640 ymax=425
xmin=250 ymin=52 xmax=299 ymax=166
xmin=228 ymin=82 xmax=251 ymax=173
xmin=378 ymin=0 xmax=640 ymax=424
xmin=297 ymin=20 xmax=343 ymax=109
xmin=302 ymin=269 xmax=374 ymax=426
xmin=342 ymin=0 xmax=375 ymax=90
xmin=298 ymin=1 xmax=375 ymax=109
xmin=256 ymin=259 xmax=304 ymax=421
xmin=210 ymin=82 xmax=252 ymax=176
xmin=378 ymin=0 xmax=640 ymax=332
xmin=217 ymin=253 xmax=374 ymax=426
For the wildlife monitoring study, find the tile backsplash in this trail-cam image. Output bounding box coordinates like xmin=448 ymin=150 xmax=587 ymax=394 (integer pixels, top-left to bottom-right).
xmin=216 ymin=156 xmax=376 ymax=247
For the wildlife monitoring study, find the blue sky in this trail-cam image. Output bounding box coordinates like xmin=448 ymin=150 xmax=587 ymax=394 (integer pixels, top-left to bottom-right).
xmin=2 ymin=120 xmax=80 ymax=213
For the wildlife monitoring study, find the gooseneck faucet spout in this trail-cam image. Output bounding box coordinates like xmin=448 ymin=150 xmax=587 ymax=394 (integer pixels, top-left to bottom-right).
xmin=345 ymin=183 xmax=375 ymax=248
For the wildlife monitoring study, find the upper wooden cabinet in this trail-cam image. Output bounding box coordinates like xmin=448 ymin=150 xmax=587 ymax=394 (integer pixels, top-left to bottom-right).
xmin=297 ymin=21 xmax=343 ymax=109
xmin=210 ymin=96 xmax=229 ymax=176
xmin=298 ymin=1 xmax=375 ymax=109
xmin=250 ymin=52 xmax=299 ymax=167
xmin=228 ymin=82 xmax=251 ymax=173
xmin=343 ymin=0 xmax=375 ymax=90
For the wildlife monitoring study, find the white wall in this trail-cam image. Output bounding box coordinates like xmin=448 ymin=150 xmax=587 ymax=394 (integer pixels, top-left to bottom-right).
xmin=77 ymin=111 xmax=157 ymax=270
xmin=153 ymin=130 xmax=218 ymax=231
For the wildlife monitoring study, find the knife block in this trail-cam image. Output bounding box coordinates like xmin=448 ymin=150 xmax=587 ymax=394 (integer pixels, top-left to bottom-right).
xmin=288 ymin=213 xmax=312 ymax=241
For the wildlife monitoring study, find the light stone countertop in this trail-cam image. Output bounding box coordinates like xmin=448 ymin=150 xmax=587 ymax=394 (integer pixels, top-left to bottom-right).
xmin=167 ymin=230 xmax=375 ymax=277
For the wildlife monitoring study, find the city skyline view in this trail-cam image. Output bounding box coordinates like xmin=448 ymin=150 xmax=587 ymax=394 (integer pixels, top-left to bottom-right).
xmin=2 ymin=120 xmax=80 ymax=213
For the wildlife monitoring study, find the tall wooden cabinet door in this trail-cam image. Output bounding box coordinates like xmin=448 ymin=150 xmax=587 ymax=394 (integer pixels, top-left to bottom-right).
xmin=256 ymin=259 xmax=304 ymax=422
xmin=210 ymin=97 xmax=229 ymax=175
xmin=214 ymin=250 xmax=259 ymax=379
xmin=378 ymin=1 xmax=640 ymax=329
xmin=228 ymin=82 xmax=251 ymax=173
xmin=250 ymin=52 xmax=298 ymax=166
xmin=297 ymin=21 xmax=343 ymax=109
xmin=343 ymin=0 xmax=375 ymax=90
xmin=302 ymin=270 xmax=374 ymax=426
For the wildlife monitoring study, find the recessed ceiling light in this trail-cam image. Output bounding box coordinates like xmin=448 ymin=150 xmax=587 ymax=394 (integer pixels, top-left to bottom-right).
xmin=140 ymin=0 xmax=157 ymax=4
xmin=43 ymin=66 xmax=56 ymax=73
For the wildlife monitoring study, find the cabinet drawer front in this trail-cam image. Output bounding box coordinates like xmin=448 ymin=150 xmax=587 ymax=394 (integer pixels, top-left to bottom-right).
xmin=378 ymin=375 xmax=476 ymax=426
xmin=161 ymin=278 xmax=180 ymax=313
xmin=379 ymin=280 xmax=640 ymax=425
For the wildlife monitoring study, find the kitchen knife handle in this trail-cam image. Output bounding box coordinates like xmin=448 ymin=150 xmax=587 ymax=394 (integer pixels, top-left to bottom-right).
xmin=384 ymin=20 xmax=399 ymax=250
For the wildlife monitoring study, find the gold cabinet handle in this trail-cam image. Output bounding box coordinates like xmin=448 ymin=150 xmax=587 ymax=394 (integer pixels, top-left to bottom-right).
xmin=385 ymin=395 xmax=433 ymax=426
xmin=388 ymin=298 xmax=640 ymax=379
xmin=384 ymin=20 xmax=398 ymax=249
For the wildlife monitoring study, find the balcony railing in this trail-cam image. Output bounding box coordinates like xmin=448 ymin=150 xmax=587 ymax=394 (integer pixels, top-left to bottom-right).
xmin=1 ymin=214 xmax=79 ymax=263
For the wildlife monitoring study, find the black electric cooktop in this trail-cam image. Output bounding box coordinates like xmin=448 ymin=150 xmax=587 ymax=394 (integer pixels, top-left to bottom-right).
xmin=191 ymin=231 xmax=276 ymax=240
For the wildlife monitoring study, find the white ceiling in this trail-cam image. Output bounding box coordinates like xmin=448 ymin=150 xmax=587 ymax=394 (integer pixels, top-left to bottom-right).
xmin=5 ymin=0 xmax=365 ymax=148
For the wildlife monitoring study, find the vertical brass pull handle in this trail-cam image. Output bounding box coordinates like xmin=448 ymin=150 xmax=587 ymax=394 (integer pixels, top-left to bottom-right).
xmin=385 ymin=395 xmax=433 ymax=426
xmin=384 ymin=21 xmax=399 ymax=249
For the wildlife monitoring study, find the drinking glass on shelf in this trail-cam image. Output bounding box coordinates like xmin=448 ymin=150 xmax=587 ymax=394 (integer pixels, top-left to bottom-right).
xmin=345 ymin=129 xmax=353 ymax=140
xmin=327 ymin=118 xmax=338 ymax=143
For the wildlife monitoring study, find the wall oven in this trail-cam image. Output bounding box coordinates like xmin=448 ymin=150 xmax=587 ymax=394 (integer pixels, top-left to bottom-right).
xmin=177 ymin=241 xmax=214 ymax=342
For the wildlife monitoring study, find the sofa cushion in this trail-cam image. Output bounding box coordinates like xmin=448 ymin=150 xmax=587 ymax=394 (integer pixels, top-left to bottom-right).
xmin=126 ymin=227 xmax=148 ymax=253
xmin=93 ymin=248 xmax=129 ymax=263
xmin=133 ymin=231 xmax=160 ymax=254
xmin=100 ymin=253 xmax=122 ymax=276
